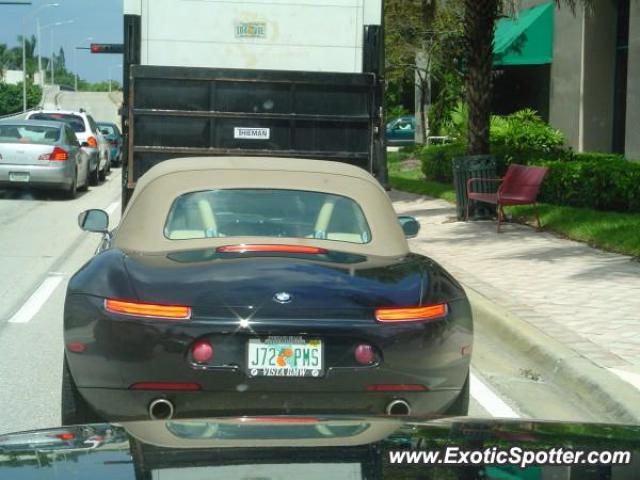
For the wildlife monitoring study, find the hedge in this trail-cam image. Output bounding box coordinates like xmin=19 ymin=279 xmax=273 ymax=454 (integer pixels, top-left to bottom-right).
xmin=419 ymin=145 xmax=640 ymax=213
xmin=532 ymin=159 xmax=640 ymax=213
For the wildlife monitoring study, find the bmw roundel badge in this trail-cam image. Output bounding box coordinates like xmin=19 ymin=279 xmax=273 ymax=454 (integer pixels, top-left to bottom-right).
xmin=273 ymin=292 xmax=293 ymax=304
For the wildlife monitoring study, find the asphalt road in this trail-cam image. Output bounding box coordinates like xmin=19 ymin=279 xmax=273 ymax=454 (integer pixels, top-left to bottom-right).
xmin=0 ymin=92 xmax=607 ymax=435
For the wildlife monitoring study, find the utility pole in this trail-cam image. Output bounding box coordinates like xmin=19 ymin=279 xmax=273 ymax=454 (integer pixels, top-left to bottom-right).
xmin=21 ymin=3 xmax=59 ymax=111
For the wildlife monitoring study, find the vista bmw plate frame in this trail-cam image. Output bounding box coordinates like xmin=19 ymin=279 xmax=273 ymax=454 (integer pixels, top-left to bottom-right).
xmin=247 ymin=336 xmax=323 ymax=378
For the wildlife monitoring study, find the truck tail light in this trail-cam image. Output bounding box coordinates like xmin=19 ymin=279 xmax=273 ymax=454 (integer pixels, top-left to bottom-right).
xmin=105 ymin=299 xmax=191 ymax=319
xmin=375 ymin=304 xmax=447 ymax=323
xmin=39 ymin=147 xmax=68 ymax=161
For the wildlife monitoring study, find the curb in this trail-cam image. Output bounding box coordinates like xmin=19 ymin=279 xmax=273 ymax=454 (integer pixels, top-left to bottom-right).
xmin=467 ymin=287 xmax=640 ymax=424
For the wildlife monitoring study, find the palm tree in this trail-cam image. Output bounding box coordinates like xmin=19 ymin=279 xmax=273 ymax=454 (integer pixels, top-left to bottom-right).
xmin=463 ymin=0 xmax=583 ymax=155
xmin=14 ymin=34 xmax=38 ymax=81
xmin=0 ymin=43 xmax=9 ymax=81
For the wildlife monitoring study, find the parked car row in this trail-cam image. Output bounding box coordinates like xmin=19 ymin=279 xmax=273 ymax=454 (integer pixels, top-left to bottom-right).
xmin=0 ymin=109 xmax=123 ymax=199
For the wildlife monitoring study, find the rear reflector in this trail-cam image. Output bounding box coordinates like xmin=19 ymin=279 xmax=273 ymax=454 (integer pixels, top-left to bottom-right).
xmin=66 ymin=342 xmax=86 ymax=353
xmin=39 ymin=147 xmax=68 ymax=161
xmin=105 ymin=299 xmax=191 ymax=320
xmin=366 ymin=384 xmax=427 ymax=392
xmin=217 ymin=244 xmax=328 ymax=254
xmin=191 ymin=339 xmax=214 ymax=363
xmin=130 ymin=382 xmax=201 ymax=391
xmin=375 ymin=304 xmax=447 ymax=323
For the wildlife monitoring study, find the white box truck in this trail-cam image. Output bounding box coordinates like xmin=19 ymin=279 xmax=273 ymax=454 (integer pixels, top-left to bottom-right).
xmin=122 ymin=0 xmax=386 ymax=205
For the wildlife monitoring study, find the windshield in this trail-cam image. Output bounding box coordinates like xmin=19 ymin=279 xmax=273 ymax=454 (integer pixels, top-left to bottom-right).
xmin=97 ymin=124 xmax=116 ymax=135
xmin=1 ymin=0 xmax=639 ymax=469
xmin=29 ymin=113 xmax=86 ymax=133
xmin=0 ymin=124 xmax=60 ymax=145
xmin=164 ymin=189 xmax=372 ymax=243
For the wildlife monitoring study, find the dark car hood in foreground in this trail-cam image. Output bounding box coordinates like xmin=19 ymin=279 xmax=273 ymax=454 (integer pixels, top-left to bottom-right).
xmin=1 ymin=416 xmax=638 ymax=479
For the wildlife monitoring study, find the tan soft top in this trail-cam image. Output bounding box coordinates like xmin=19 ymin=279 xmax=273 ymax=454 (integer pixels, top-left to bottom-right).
xmin=114 ymin=157 xmax=409 ymax=257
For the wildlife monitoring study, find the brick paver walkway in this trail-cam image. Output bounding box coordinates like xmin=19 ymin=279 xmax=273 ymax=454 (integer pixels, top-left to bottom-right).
xmin=391 ymin=191 xmax=640 ymax=388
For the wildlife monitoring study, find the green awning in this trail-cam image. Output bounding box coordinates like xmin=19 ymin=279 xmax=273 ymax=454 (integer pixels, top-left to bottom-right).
xmin=493 ymin=2 xmax=554 ymax=67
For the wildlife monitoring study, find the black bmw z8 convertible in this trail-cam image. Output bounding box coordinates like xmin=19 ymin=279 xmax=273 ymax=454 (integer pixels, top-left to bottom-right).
xmin=62 ymin=157 xmax=472 ymax=423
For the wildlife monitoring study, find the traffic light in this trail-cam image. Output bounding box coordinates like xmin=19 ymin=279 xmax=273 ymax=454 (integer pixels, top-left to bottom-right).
xmin=90 ymin=43 xmax=124 ymax=54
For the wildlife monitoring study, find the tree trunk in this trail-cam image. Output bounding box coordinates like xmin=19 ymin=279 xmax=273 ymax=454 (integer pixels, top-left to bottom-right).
xmin=415 ymin=49 xmax=430 ymax=144
xmin=463 ymin=0 xmax=498 ymax=155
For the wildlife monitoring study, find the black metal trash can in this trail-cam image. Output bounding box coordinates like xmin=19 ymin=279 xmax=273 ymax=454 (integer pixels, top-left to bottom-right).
xmin=452 ymin=155 xmax=498 ymax=221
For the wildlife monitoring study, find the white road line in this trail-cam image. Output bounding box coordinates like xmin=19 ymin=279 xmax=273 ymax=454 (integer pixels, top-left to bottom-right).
xmin=105 ymin=201 xmax=120 ymax=216
xmin=470 ymin=371 xmax=520 ymax=419
xmin=8 ymin=274 xmax=64 ymax=324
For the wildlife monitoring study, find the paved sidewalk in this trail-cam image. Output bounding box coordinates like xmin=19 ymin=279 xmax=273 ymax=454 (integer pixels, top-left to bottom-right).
xmin=391 ymin=190 xmax=640 ymax=392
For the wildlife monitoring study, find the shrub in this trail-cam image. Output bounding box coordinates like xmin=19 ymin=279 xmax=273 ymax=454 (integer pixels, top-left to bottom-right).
xmin=490 ymin=109 xmax=571 ymax=171
xmin=0 ymin=82 xmax=41 ymax=115
xmin=420 ymin=142 xmax=466 ymax=183
xmin=533 ymin=158 xmax=640 ymax=213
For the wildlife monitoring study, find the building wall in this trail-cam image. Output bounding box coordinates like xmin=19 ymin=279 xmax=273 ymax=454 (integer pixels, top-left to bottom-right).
xmin=515 ymin=1 xmax=621 ymax=154
xmin=581 ymin=1 xmax=617 ymax=152
xmin=1 ymin=70 xmax=44 ymax=85
xmin=547 ymin=4 xmax=583 ymax=150
xmin=625 ymin=2 xmax=640 ymax=160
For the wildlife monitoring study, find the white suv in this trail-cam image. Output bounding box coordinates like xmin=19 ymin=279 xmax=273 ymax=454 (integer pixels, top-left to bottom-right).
xmin=27 ymin=109 xmax=110 ymax=185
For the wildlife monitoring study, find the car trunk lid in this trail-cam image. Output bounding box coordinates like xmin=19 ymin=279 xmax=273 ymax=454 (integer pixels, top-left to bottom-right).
xmin=122 ymin=249 xmax=424 ymax=318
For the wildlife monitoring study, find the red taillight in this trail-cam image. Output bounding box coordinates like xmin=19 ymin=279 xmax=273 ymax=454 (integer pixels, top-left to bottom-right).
xmin=66 ymin=342 xmax=86 ymax=353
xmin=217 ymin=244 xmax=328 ymax=254
xmin=354 ymin=344 xmax=375 ymax=365
xmin=130 ymin=382 xmax=201 ymax=391
xmin=375 ymin=304 xmax=448 ymax=323
xmin=105 ymin=299 xmax=191 ymax=320
xmin=38 ymin=147 xmax=68 ymax=161
xmin=191 ymin=339 xmax=214 ymax=363
xmin=366 ymin=384 xmax=427 ymax=392
xmin=55 ymin=432 xmax=76 ymax=441
xmin=86 ymin=136 xmax=98 ymax=148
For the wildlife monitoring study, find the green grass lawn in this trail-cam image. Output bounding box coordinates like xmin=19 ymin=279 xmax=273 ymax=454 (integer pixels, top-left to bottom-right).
xmin=388 ymin=152 xmax=640 ymax=258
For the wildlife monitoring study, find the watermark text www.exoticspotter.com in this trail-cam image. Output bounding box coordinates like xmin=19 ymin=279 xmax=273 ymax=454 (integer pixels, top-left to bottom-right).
xmin=389 ymin=447 xmax=632 ymax=469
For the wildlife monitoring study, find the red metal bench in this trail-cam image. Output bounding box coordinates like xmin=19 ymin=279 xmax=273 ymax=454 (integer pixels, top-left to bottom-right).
xmin=466 ymin=164 xmax=548 ymax=232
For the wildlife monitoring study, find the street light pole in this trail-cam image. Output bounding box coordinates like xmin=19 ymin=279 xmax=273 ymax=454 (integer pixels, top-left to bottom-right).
xmin=36 ymin=17 xmax=42 ymax=86
xmin=40 ymin=19 xmax=73 ymax=86
xmin=108 ymin=64 xmax=122 ymax=93
xmin=21 ymin=2 xmax=59 ymax=112
xmin=74 ymin=37 xmax=92 ymax=92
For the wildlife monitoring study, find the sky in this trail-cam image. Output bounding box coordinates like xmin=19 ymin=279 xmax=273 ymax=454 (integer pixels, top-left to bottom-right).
xmin=0 ymin=0 xmax=123 ymax=82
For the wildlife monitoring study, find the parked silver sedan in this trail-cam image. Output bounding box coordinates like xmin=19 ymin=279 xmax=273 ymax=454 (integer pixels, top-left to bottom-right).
xmin=0 ymin=120 xmax=90 ymax=198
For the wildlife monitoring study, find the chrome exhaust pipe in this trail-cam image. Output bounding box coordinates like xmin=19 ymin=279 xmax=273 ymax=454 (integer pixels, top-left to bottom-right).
xmin=386 ymin=399 xmax=411 ymax=416
xmin=148 ymin=398 xmax=174 ymax=420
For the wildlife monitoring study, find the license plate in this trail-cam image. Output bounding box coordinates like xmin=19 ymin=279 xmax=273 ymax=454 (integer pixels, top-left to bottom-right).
xmin=247 ymin=336 xmax=323 ymax=378
xmin=9 ymin=172 xmax=29 ymax=183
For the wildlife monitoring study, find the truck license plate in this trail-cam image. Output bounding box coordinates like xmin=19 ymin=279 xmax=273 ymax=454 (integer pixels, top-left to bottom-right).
xmin=9 ymin=172 xmax=29 ymax=183
xmin=247 ymin=336 xmax=323 ymax=378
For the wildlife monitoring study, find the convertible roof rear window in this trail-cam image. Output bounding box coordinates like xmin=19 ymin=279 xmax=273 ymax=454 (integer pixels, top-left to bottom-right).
xmin=164 ymin=189 xmax=372 ymax=244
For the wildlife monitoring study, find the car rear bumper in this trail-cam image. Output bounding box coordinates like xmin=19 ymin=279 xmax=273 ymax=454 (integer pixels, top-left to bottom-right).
xmin=78 ymin=386 xmax=462 ymax=421
xmin=0 ymin=163 xmax=74 ymax=189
